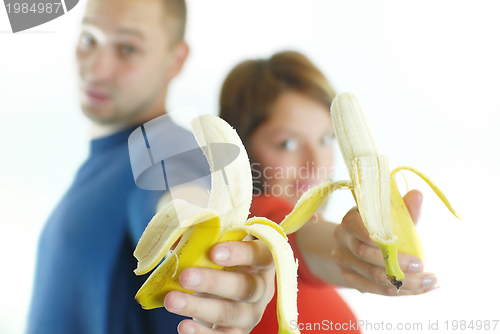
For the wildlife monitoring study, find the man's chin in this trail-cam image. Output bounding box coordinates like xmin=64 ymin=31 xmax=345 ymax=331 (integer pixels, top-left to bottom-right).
xmin=81 ymin=104 xmax=119 ymax=125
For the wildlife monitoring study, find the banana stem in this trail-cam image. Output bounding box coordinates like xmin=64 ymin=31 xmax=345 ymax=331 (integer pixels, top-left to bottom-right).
xmin=375 ymin=241 xmax=404 ymax=290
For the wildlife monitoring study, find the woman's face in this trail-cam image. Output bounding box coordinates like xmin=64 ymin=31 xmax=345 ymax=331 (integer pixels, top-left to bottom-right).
xmin=249 ymin=91 xmax=335 ymax=205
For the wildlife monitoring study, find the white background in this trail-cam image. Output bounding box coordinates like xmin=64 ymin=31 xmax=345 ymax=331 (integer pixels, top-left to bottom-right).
xmin=1 ymin=1 xmax=499 ymax=333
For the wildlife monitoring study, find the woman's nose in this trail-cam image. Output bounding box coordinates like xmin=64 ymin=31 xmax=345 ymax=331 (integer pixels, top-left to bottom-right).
xmin=302 ymin=144 xmax=333 ymax=179
xmin=302 ymin=145 xmax=320 ymax=172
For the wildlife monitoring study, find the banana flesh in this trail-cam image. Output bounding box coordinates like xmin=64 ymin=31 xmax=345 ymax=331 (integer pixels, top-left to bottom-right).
xmin=133 ymin=92 xmax=462 ymax=333
xmin=134 ymin=114 xmax=351 ymax=333
xmin=330 ymin=92 xmax=463 ymax=288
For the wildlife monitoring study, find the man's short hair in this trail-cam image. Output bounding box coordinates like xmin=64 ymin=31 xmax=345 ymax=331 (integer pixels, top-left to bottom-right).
xmin=161 ymin=0 xmax=187 ymax=43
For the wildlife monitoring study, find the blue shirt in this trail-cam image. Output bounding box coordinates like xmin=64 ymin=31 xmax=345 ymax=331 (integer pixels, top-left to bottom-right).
xmin=27 ymin=121 xmax=209 ymax=334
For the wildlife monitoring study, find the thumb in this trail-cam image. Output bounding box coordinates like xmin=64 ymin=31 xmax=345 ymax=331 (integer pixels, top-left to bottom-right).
xmin=402 ymin=189 xmax=423 ymax=225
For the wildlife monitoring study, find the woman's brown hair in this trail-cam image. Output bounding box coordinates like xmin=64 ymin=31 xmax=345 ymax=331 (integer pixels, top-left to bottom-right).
xmin=219 ymin=51 xmax=336 ymax=149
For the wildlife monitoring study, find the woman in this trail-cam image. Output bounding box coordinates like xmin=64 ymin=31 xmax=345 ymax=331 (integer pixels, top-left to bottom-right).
xmin=219 ymin=51 xmax=433 ymax=333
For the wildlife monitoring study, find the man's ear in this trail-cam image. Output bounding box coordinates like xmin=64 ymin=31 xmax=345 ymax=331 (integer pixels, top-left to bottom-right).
xmin=165 ymin=41 xmax=189 ymax=82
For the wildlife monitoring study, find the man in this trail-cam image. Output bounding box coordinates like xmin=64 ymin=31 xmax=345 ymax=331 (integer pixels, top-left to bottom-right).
xmin=27 ymin=0 xmax=430 ymax=332
xmin=27 ymin=0 xmax=275 ymax=333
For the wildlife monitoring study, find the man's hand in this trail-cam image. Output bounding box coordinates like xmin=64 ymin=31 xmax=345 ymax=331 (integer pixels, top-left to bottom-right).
xmin=164 ymin=240 xmax=275 ymax=334
xmin=332 ymin=189 xmax=439 ymax=296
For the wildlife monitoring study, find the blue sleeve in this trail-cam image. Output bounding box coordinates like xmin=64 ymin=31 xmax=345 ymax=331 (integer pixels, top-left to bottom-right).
xmin=127 ymin=188 xmax=165 ymax=246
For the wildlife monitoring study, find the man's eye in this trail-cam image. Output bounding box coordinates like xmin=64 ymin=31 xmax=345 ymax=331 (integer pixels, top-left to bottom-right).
xmin=119 ymin=45 xmax=137 ymax=57
xmin=321 ymin=134 xmax=334 ymax=146
xmin=280 ymin=139 xmax=298 ymax=151
xmin=80 ymin=33 xmax=95 ymax=47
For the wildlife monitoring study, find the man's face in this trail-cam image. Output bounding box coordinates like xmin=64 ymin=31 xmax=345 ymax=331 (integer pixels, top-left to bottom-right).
xmin=76 ymin=0 xmax=178 ymax=125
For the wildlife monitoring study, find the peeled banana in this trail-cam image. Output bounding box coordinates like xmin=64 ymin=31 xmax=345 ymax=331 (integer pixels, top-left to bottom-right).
xmin=134 ymin=114 xmax=350 ymax=334
xmin=330 ymin=92 xmax=463 ymax=288
xmin=134 ymin=93 xmax=462 ymax=334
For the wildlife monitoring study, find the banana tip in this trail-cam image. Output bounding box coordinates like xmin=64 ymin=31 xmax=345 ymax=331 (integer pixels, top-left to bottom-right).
xmin=388 ymin=276 xmax=403 ymax=291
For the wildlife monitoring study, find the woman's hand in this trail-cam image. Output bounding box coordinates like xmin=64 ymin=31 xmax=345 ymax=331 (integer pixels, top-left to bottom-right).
xmin=332 ymin=189 xmax=439 ymax=296
xmin=164 ymin=240 xmax=276 ymax=334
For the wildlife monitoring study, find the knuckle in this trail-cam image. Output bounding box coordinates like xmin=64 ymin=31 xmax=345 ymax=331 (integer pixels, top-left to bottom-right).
xmin=248 ymin=240 xmax=273 ymax=269
xmin=249 ymin=306 xmax=264 ymax=329
xmin=368 ymin=267 xmax=385 ymax=283
xmin=341 ymin=208 xmax=357 ymax=231
xmin=198 ymin=270 xmax=218 ymax=293
xmin=340 ymin=269 xmax=355 ymax=288
xmin=260 ymin=246 xmax=274 ymax=268
xmin=353 ymin=240 xmax=368 ymax=259
xmin=331 ymin=247 xmax=350 ymax=268
xmin=216 ymin=303 xmax=238 ymax=324
xmin=241 ymin=274 xmax=258 ymax=302
xmin=331 ymin=248 xmax=342 ymax=264
xmin=332 ymin=223 xmax=343 ymax=241
xmin=382 ymin=285 xmax=398 ymax=297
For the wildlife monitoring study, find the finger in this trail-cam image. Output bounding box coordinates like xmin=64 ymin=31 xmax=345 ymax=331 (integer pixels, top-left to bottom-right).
xmin=398 ymin=273 xmax=439 ymax=293
xmin=398 ymin=285 xmax=440 ymax=296
xmin=178 ymin=267 xmax=268 ymax=302
xmin=340 ymin=207 xmax=377 ymax=247
xmin=337 ymin=249 xmax=437 ymax=295
xmin=397 ymin=252 xmax=424 ymax=274
xmin=345 ymin=237 xmax=385 ymax=267
xmin=178 ymin=319 xmax=243 ymax=334
xmin=332 ymin=245 xmax=387 ymax=285
xmin=334 ymin=240 xmax=427 ymax=285
xmin=342 ymin=268 xmax=439 ymax=296
xmin=341 ymin=269 xmax=399 ymax=296
xmin=165 ymin=290 xmax=255 ymax=329
xmin=334 ymin=222 xmax=385 ymax=267
xmin=402 ymin=189 xmax=423 ymax=224
xmin=337 ymin=211 xmax=426 ymax=271
xmin=211 ymin=240 xmax=274 ymax=269
xmin=338 ymin=231 xmax=426 ymax=275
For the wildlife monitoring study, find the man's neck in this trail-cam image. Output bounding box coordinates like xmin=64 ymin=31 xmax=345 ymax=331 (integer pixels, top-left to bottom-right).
xmin=89 ymin=109 xmax=167 ymax=139
xmin=90 ymin=122 xmax=131 ymax=139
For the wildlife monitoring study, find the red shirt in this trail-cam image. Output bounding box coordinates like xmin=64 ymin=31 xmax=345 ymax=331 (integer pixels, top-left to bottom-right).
xmin=249 ymin=195 xmax=361 ymax=333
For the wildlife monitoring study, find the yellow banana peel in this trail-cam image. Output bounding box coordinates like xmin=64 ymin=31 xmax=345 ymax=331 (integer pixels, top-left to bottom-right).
xmin=134 ymin=114 xmax=351 ymax=333
xmin=330 ymin=92 xmax=463 ymax=288
xmin=134 ymin=93 xmax=463 ymax=334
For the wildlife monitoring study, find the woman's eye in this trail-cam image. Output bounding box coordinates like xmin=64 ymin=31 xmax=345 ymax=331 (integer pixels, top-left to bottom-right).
xmin=321 ymin=134 xmax=334 ymax=146
xmin=280 ymin=139 xmax=298 ymax=151
xmin=119 ymin=45 xmax=137 ymax=57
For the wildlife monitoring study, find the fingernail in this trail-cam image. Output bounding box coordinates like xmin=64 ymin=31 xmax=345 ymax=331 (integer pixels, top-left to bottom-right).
xmin=214 ymin=246 xmax=230 ymax=262
xmin=185 ymin=270 xmax=202 ymax=288
xmin=422 ymin=275 xmax=439 ymax=288
xmin=180 ymin=325 xmax=195 ymax=334
xmin=170 ymin=295 xmax=186 ymax=311
xmin=408 ymin=260 xmax=424 ymax=273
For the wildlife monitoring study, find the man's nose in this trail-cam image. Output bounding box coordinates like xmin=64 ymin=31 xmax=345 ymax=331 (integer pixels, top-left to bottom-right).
xmin=85 ymin=48 xmax=116 ymax=83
